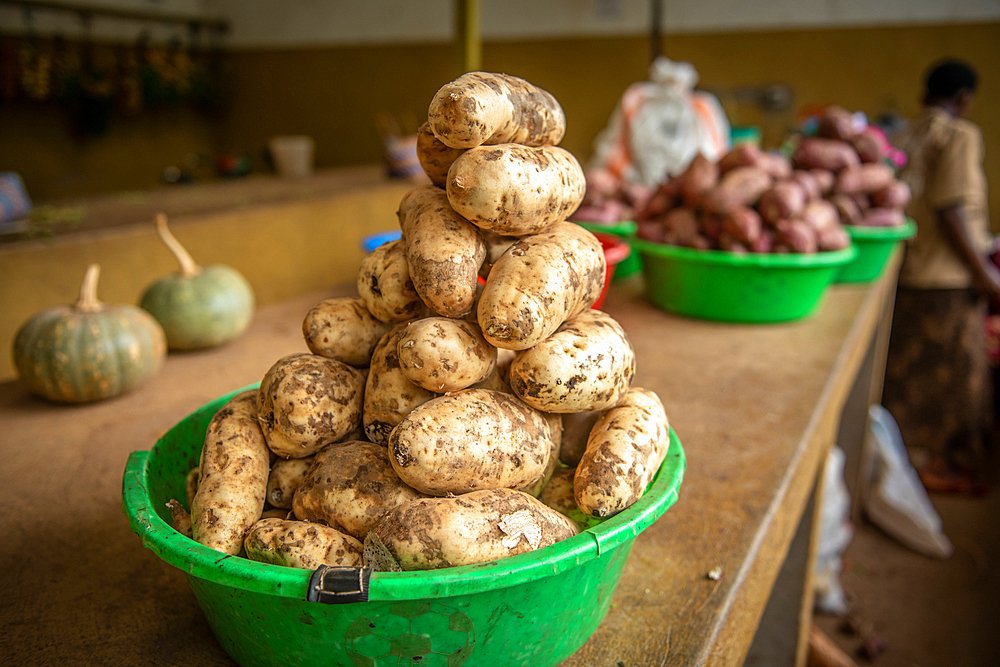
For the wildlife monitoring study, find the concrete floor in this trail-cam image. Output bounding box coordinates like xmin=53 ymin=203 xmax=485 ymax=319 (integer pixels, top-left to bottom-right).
xmin=814 ymin=465 xmax=1000 ymax=667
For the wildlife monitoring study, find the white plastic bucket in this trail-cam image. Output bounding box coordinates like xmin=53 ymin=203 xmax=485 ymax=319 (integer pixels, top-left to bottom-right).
xmin=269 ymin=135 xmax=315 ymax=179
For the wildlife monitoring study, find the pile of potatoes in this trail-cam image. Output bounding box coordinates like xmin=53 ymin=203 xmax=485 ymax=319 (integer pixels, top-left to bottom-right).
xmin=171 ymin=72 xmax=673 ymax=574
xmin=634 ymin=105 xmax=909 ymax=254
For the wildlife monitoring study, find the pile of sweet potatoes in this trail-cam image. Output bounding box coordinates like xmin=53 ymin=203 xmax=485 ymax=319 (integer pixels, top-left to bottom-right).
xmin=635 ymin=105 xmax=909 ymax=254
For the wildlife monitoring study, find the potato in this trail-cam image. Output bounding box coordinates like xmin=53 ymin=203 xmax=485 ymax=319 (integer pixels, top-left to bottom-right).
xmin=717 ymin=143 xmax=763 ymax=173
xmin=397 ymin=317 xmax=497 ymax=392
xmin=757 ymin=151 xmax=793 ymax=180
xmin=357 ymin=238 xmax=426 ymax=323
xmin=479 ymin=230 xmax=519 ymax=280
xmin=427 ymin=72 xmax=566 ymax=149
xmin=679 ymin=153 xmax=719 ymax=207
xmin=167 ymin=499 xmax=192 ymax=538
xmin=363 ymin=322 xmax=440 ymax=444
xmin=723 ymin=206 xmax=764 ymax=244
xmin=398 ymin=185 xmax=486 ymax=319
xmin=292 ymin=441 xmax=424 ymax=539
xmin=789 ymin=170 xmax=822 ymax=202
xmin=509 ymin=309 xmax=634 ymax=413
xmin=388 ymin=388 xmax=553 ymax=496
xmin=416 ymin=120 xmax=466 ymax=187
xmin=773 ymin=219 xmax=818 ymax=254
xmin=478 ymin=221 xmax=605 ymax=350
xmin=662 ymin=207 xmax=702 ymax=247
xmin=850 ymin=132 xmax=884 ymax=163
xmin=447 ymin=144 xmax=586 ymax=236
xmin=191 ymin=390 xmax=270 ymax=555
xmin=370 ymin=488 xmax=579 ymax=570
xmin=799 ymin=200 xmax=841 ymax=233
xmin=538 ymin=466 xmax=579 ymax=518
xmin=258 ymin=353 xmax=366 ymax=459
xmin=871 ymin=181 xmax=912 ymax=208
xmin=816 ymin=105 xmax=856 ymax=141
xmin=859 ymin=207 xmax=906 ymax=227
xmin=758 ymin=182 xmax=806 ymax=224
xmin=266 ymin=456 xmax=314 ymax=509
xmin=516 ymin=412 xmax=563 ymax=497
xmin=817 ymin=225 xmax=851 ymax=252
xmin=830 ymin=193 xmax=863 ymax=226
xmin=791 ymin=137 xmax=861 ymax=172
xmin=810 ymin=168 xmax=836 ymax=195
xmin=574 ymin=388 xmax=670 ymax=518
xmin=701 ymin=166 xmax=772 ymax=214
xmin=559 ymin=410 xmax=602 ymax=466
xmin=185 ymin=466 xmax=200 ymax=509
xmin=835 ymin=163 xmax=896 ymax=195
xmin=244 ymin=518 xmax=363 ymax=569
xmin=302 ymin=297 xmax=392 ymax=367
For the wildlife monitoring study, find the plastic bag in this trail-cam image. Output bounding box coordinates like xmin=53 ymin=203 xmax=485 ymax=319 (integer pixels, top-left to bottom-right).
xmin=862 ymin=405 xmax=953 ymax=559
xmin=589 ymin=57 xmax=730 ymax=187
xmin=814 ymin=446 xmax=853 ymax=615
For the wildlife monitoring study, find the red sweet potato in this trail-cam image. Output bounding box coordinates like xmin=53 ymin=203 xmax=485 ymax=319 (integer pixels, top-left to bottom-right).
xmin=859 ymin=207 xmax=906 ymax=227
xmin=722 ymin=207 xmax=763 ymax=244
xmin=816 ymin=105 xmax=856 ymax=141
xmin=774 ymin=219 xmax=818 ymax=254
xmin=718 ymin=143 xmax=763 ymax=173
xmin=792 ymin=137 xmax=861 ymax=172
xmin=836 ymin=163 xmax=896 ymax=195
xmin=758 ymin=181 xmax=807 ymax=224
xmin=871 ymin=181 xmax=912 ymax=208
xmin=679 ymin=154 xmax=720 ymax=208
xmin=850 ymin=132 xmax=884 ymax=164
xmin=829 ymin=193 xmax=863 ymax=226
xmin=701 ymin=166 xmax=772 ymax=214
xmin=810 ymin=169 xmax=836 ymax=195
xmin=817 ymin=225 xmax=851 ymax=252
xmin=800 ymin=200 xmax=840 ymax=233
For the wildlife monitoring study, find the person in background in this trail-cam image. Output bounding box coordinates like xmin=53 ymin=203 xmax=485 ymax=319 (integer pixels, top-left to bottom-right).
xmin=883 ymin=59 xmax=998 ymax=492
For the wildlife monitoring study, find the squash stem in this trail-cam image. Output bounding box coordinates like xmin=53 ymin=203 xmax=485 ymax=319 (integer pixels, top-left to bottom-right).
xmin=76 ymin=264 xmax=103 ymax=312
xmin=156 ymin=213 xmax=201 ymax=278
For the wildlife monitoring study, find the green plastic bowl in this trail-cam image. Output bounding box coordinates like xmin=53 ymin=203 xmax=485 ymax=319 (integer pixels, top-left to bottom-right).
xmin=123 ymin=386 xmax=685 ymax=667
xmin=835 ymin=219 xmax=916 ymax=284
xmin=630 ymin=237 xmax=858 ymax=323
xmin=574 ymin=220 xmax=642 ymax=279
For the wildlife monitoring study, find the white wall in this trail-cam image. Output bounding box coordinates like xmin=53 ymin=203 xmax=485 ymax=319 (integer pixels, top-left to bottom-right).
xmin=1 ymin=0 xmax=998 ymax=46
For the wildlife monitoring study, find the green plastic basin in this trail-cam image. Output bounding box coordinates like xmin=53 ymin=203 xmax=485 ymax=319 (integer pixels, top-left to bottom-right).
xmin=835 ymin=219 xmax=916 ymax=284
xmin=630 ymin=237 xmax=857 ymax=323
xmin=123 ymin=386 xmax=685 ymax=667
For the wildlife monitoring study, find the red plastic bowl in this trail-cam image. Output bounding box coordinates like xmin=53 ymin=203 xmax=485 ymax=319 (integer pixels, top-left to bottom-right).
xmin=592 ymin=233 xmax=631 ymax=310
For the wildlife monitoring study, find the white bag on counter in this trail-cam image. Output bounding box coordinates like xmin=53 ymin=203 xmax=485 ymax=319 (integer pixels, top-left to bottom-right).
xmin=589 ymin=56 xmax=730 ymax=188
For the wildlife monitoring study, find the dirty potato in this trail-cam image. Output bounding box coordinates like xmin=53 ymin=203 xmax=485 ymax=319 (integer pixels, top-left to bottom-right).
xmin=538 ymin=466 xmax=579 ymax=518
xmin=292 ymin=441 xmax=424 ymax=540
xmin=397 ymin=317 xmax=497 ymax=392
xmin=258 ymin=353 xmax=366 ymax=459
xmin=398 ymin=185 xmax=487 ymax=319
xmin=427 ymin=71 xmax=566 ymax=149
xmin=508 ymin=309 xmax=635 ymax=413
xmin=244 ymin=518 xmax=363 ymax=569
xmin=363 ymin=322 xmax=440 ymax=444
xmin=516 ymin=412 xmax=563 ymax=497
xmin=559 ymin=410 xmax=602 ymax=466
xmin=574 ymin=388 xmax=670 ymax=518
xmin=416 ymin=120 xmax=467 ymax=187
xmin=370 ymin=488 xmax=579 ymax=570
xmin=191 ymin=390 xmax=270 ymax=555
xmin=302 ymin=297 xmax=392 ymax=367
xmin=357 ymin=238 xmax=427 ymax=323
xmin=266 ymin=456 xmax=314 ymax=509
xmin=388 ymin=388 xmax=553 ymax=496
xmin=447 ymin=144 xmax=586 ymax=236
xmin=478 ymin=221 xmax=605 ymax=350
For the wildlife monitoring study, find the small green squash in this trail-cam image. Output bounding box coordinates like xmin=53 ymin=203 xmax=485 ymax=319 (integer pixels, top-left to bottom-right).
xmin=140 ymin=214 xmax=255 ymax=351
xmin=13 ymin=264 xmax=167 ymax=403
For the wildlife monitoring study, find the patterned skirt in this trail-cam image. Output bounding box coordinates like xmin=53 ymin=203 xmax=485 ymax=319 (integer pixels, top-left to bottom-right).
xmin=882 ymin=287 xmax=993 ymax=471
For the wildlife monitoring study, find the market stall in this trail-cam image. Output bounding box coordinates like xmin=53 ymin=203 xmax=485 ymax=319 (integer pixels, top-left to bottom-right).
xmin=0 ymin=250 xmax=898 ymax=665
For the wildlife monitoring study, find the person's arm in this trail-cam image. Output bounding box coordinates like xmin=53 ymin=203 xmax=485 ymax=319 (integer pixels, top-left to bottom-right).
xmin=937 ymin=203 xmax=1000 ymax=298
